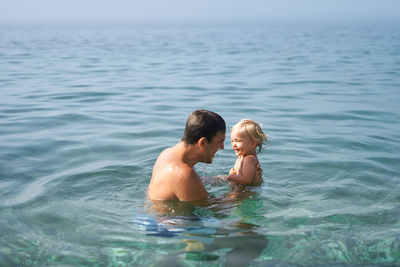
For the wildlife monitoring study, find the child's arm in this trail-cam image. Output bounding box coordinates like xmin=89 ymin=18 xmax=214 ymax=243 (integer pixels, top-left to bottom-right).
xmin=229 ymin=167 xmax=236 ymax=175
xmin=227 ymin=156 xmax=258 ymax=184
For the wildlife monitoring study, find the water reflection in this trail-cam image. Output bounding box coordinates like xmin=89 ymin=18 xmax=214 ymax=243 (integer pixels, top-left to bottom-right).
xmin=134 ymin=178 xmax=268 ymax=266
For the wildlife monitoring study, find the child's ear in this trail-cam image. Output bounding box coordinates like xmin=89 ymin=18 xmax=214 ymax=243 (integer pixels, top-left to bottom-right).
xmin=251 ymin=139 xmax=257 ymax=148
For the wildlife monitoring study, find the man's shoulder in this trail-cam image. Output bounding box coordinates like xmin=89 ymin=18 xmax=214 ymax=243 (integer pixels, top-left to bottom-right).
xmin=174 ymin=162 xmax=197 ymax=180
xmin=157 ymin=156 xmax=195 ymax=179
xmin=159 ymin=146 xmax=174 ymax=158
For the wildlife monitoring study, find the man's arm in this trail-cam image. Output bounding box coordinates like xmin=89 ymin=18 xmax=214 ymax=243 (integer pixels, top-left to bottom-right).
xmin=174 ymin=167 xmax=208 ymax=201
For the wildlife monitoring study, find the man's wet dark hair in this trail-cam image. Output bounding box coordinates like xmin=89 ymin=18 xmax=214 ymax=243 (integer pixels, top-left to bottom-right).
xmin=181 ymin=110 xmax=226 ymax=145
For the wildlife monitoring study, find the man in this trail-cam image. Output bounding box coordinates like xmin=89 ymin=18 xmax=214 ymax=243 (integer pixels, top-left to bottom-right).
xmin=147 ymin=109 xmax=226 ymax=201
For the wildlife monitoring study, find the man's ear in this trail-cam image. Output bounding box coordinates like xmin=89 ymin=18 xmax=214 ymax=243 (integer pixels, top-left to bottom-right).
xmin=198 ymin=137 xmax=208 ymax=150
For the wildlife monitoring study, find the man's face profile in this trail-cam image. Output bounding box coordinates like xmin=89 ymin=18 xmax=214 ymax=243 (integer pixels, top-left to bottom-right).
xmin=203 ymin=131 xmax=225 ymax=164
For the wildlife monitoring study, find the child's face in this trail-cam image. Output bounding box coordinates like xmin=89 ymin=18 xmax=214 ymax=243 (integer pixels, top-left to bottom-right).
xmin=231 ymin=129 xmax=256 ymax=157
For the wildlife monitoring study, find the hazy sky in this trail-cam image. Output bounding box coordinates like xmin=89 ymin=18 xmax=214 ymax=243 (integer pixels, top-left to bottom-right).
xmin=1 ymin=0 xmax=399 ymax=23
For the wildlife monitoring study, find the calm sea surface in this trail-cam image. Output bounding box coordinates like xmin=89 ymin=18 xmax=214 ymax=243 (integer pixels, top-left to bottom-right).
xmin=1 ymin=20 xmax=400 ymax=266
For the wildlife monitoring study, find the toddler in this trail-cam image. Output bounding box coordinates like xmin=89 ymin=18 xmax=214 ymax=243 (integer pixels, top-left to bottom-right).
xmin=227 ymin=119 xmax=267 ymax=185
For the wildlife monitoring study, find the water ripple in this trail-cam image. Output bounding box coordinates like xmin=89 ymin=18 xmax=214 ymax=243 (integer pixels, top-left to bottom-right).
xmin=1 ymin=21 xmax=400 ymax=265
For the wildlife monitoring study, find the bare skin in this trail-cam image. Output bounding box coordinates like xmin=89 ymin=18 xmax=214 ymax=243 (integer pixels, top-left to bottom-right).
xmin=228 ymin=155 xmax=260 ymax=185
xmin=147 ymin=131 xmax=225 ymax=201
xmin=227 ymin=129 xmax=262 ymax=185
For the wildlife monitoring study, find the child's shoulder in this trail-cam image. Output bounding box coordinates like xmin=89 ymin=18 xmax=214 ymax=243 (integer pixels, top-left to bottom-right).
xmin=243 ymin=155 xmax=258 ymax=164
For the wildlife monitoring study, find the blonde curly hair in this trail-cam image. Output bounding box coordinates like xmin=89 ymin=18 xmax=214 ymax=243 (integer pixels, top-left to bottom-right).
xmin=231 ymin=119 xmax=268 ymax=153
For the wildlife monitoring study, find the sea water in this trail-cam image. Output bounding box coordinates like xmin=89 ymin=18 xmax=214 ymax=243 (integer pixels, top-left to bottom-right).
xmin=0 ymin=20 xmax=399 ymax=265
